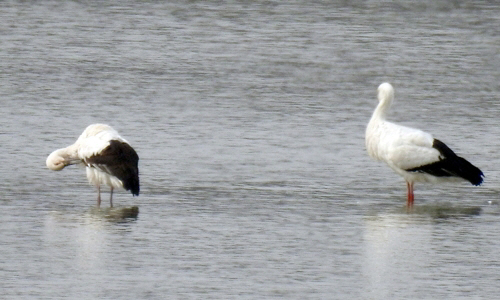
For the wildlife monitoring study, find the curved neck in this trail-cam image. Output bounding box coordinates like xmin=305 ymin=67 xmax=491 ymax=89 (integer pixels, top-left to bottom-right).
xmin=370 ymin=99 xmax=391 ymax=123
xmin=55 ymin=144 xmax=80 ymax=162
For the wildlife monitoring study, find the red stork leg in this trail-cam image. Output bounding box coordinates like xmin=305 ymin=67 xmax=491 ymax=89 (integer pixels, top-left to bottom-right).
xmin=406 ymin=181 xmax=414 ymax=208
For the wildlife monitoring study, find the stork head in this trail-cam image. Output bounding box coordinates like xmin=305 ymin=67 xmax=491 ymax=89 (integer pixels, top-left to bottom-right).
xmin=46 ymin=149 xmax=68 ymax=171
xmin=377 ymin=82 xmax=394 ymax=105
xmin=46 ymin=148 xmax=80 ymax=171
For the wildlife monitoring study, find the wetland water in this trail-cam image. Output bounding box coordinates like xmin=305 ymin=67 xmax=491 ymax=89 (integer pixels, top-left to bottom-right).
xmin=1 ymin=1 xmax=500 ymax=299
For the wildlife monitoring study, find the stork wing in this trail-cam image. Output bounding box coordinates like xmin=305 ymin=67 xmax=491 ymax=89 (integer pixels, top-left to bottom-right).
xmin=80 ymin=138 xmax=140 ymax=195
xmin=384 ymin=123 xmax=442 ymax=171
xmin=388 ymin=144 xmax=442 ymax=171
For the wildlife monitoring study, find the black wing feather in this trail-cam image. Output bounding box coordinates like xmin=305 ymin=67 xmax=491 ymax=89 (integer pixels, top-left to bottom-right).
xmin=406 ymin=139 xmax=483 ymax=186
xmin=85 ymin=140 xmax=140 ymax=196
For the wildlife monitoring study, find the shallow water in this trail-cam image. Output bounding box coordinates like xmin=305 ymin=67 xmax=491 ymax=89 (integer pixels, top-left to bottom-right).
xmin=2 ymin=1 xmax=500 ymax=299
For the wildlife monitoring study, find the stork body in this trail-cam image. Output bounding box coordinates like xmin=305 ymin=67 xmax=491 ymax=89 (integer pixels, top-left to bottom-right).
xmin=365 ymin=83 xmax=483 ymax=207
xmin=46 ymin=124 xmax=139 ymax=207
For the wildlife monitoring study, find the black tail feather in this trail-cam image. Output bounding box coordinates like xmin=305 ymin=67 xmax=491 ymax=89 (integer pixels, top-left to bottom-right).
xmin=122 ymin=169 xmax=140 ymax=196
xmin=406 ymin=139 xmax=484 ymax=186
xmin=446 ymin=156 xmax=484 ymax=186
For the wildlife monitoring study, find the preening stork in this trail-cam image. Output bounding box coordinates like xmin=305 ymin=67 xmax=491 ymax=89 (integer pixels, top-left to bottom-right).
xmin=365 ymin=83 xmax=483 ymax=207
xmin=46 ymin=124 xmax=140 ymax=207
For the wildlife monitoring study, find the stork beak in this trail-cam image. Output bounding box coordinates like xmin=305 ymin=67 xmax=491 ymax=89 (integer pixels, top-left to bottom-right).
xmin=65 ymin=159 xmax=82 ymax=166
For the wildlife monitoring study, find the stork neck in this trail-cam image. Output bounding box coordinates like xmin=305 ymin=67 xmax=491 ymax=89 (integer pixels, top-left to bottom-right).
xmin=371 ymin=100 xmax=390 ymax=122
xmin=61 ymin=144 xmax=79 ymax=160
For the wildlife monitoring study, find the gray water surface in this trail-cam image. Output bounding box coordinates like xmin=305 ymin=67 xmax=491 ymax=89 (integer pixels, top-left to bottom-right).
xmin=2 ymin=1 xmax=500 ymax=299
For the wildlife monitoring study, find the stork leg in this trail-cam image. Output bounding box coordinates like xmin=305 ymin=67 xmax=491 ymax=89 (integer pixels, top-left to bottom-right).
xmin=110 ymin=187 xmax=114 ymax=208
xmin=406 ymin=181 xmax=414 ymax=208
xmin=97 ymin=185 xmax=101 ymax=208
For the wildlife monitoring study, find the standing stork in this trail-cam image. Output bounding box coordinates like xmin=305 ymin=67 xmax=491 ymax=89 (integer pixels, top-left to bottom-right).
xmin=46 ymin=124 xmax=140 ymax=207
xmin=365 ymin=83 xmax=483 ymax=207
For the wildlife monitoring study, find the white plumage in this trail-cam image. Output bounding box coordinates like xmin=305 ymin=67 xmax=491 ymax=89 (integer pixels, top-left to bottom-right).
xmin=46 ymin=124 xmax=140 ymax=207
xmin=366 ymin=83 xmax=483 ymax=207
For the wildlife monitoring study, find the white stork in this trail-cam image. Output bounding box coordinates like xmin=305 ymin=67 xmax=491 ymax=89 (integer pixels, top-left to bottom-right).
xmin=365 ymin=83 xmax=483 ymax=207
xmin=46 ymin=124 xmax=140 ymax=207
